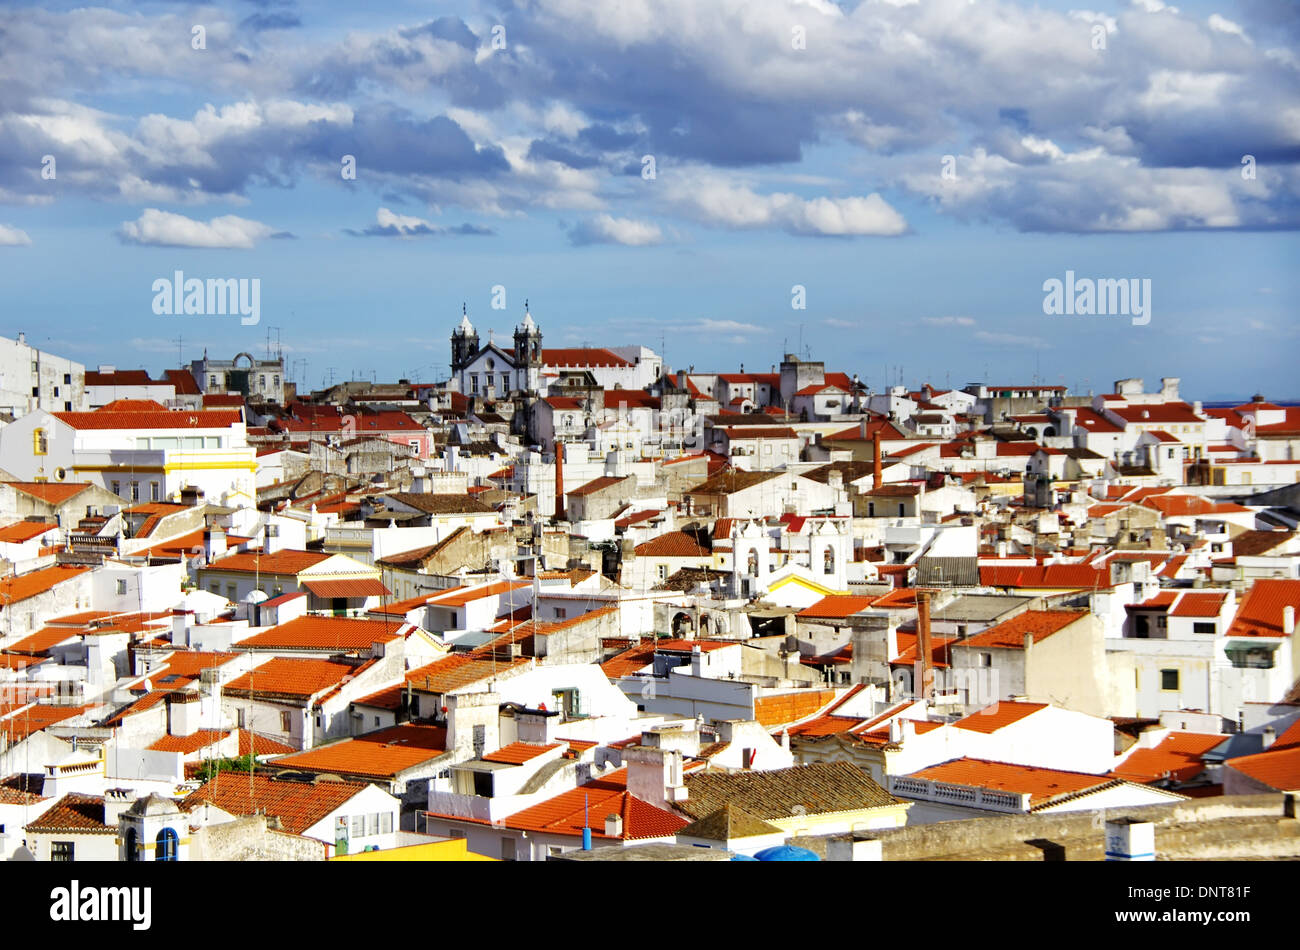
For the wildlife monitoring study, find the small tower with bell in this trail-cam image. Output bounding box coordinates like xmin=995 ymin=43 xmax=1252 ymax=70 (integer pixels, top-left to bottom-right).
xmin=513 ymin=299 xmax=542 ymax=394
xmin=451 ymin=303 xmax=479 ymax=379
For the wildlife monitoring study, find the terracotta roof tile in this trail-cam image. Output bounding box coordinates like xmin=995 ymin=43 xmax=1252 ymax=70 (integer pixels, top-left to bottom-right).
xmin=1225 ymin=579 xmax=1300 ymax=639
xmin=182 ymin=772 xmax=371 ymax=835
xmin=224 ymin=658 xmax=360 ymax=698
xmin=238 ymin=616 xmax=404 ymax=651
xmin=958 ymin=610 xmax=1088 ymax=649
xmin=24 ymin=792 xmax=114 ymax=832
xmin=481 ymin=742 xmax=562 ymax=765
xmin=1112 ymin=732 xmax=1225 ymax=784
xmin=271 ymin=724 xmax=448 ymax=779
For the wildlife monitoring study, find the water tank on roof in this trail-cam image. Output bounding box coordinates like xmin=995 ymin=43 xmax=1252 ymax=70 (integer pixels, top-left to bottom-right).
xmin=753 ymin=845 xmax=819 ymax=862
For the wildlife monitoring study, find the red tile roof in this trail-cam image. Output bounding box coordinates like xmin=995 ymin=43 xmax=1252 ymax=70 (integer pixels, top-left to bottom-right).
xmin=543 ymin=348 xmax=633 ymax=368
xmin=300 ymin=577 xmax=390 ymax=599
xmin=958 ymin=610 xmax=1087 ymax=650
xmin=797 ymin=595 xmax=877 ymax=620
xmin=482 ymin=742 xmax=562 ymax=765
xmin=24 ymin=792 xmax=114 ymax=832
xmin=203 ymin=549 xmax=332 ymax=575
xmin=979 ymin=564 xmax=1111 ymax=590
xmin=54 ymin=409 xmax=243 ymax=430
xmin=1112 ymin=732 xmax=1224 ymax=784
xmin=0 ymin=564 xmax=92 ymax=607
xmin=148 ymin=729 xmax=231 ymax=754
xmin=428 ymin=580 xmax=530 ymax=607
xmin=0 ymin=521 xmax=58 ymax=543
xmin=271 ymin=724 xmax=448 ymax=779
xmin=4 ymin=481 xmax=93 ymax=505
xmin=908 ymin=758 xmax=1114 ymax=805
xmin=634 ymin=531 xmax=710 ymax=558
xmin=1224 ymin=744 xmax=1300 ymax=791
xmin=405 ymin=653 xmax=530 ymax=693
xmin=1224 ymin=579 xmax=1300 ymax=639
xmin=182 ymin=772 xmax=371 ymax=835
xmin=430 ymin=768 xmax=687 ymax=840
xmin=600 ymin=642 xmax=657 ymax=678
xmin=237 ymin=616 xmax=404 ymax=651
xmin=224 ymin=658 xmax=360 ymax=698
xmin=952 ymin=701 xmax=1048 ymax=733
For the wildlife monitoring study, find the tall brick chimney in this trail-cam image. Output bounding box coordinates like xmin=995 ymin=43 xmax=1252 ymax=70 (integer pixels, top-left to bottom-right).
xmin=916 ymin=590 xmax=933 ymax=701
xmin=554 ymin=441 xmax=565 ymax=521
xmin=872 ymin=430 xmax=883 ymax=491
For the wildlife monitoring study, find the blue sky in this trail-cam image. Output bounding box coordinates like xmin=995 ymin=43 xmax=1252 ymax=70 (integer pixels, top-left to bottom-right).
xmin=2 ymin=0 xmax=1298 ymax=402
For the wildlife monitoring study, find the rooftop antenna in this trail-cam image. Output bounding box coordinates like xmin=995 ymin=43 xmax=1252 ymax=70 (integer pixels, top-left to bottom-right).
xmin=175 ymin=334 xmax=184 ymax=368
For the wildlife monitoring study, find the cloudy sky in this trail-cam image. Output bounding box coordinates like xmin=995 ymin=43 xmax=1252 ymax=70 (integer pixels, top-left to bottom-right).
xmin=3 ymin=0 xmax=1297 ymax=400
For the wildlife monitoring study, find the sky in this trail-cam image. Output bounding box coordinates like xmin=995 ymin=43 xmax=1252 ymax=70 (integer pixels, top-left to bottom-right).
xmin=1 ymin=0 xmax=1298 ymax=402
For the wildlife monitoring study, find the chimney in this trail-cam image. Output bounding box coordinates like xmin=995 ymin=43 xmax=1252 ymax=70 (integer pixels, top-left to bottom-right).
xmin=103 ymin=788 xmax=134 ymax=827
xmin=207 ymin=525 xmax=227 ymax=561
xmin=1263 ymin=726 xmax=1276 ymax=750
xmin=889 ymin=718 xmax=903 ymax=743
xmin=690 ymin=644 xmax=704 ymax=677
xmin=916 ymin=591 xmax=934 ymax=701
xmin=1023 ymin=632 xmax=1034 ymax=654
xmin=625 ymin=745 xmax=687 ymax=811
xmin=872 ymin=431 xmax=883 ymax=490
xmin=554 ymin=441 xmax=565 ymax=521
xmin=604 ymin=813 xmax=623 ymax=838
xmin=1283 ymin=606 xmax=1295 ymax=636
xmin=167 ymin=689 xmax=201 ymax=737
xmin=171 ymin=609 xmax=192 ymax=646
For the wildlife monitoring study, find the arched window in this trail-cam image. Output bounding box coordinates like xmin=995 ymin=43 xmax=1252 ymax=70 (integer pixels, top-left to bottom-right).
xmin=747 ymin=551 xmax=758 ymax=577
xmin=33 ymin=428 xmax=48 ymax=455
xmin=823 ymin=547 xmax=835 ymax=575
xmin=155 ymin=827 xmax=179 ymax=861
xmin=125 ymin=827 xmax=138 ymax=861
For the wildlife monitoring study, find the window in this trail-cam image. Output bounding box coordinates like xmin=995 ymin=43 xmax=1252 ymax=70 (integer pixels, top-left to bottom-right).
xmin=116 ymin=580 xmax=127 ymax=596
xmin=1193 ymin=622 xmax=1215 ymax=634
xmin=209 ymin=376 xmax=217 ymax=387
xmin=555 ymin=607 xmax=567 ymax=620
xmin=471 ymin=374 xmax=479 ymax=393
xmin=501 ymin=374 xmax=509 ymax=392
xmin=33 ymin=429 xmax=47 ymax=455
xmin=367 ymin=813 xmax=379 ymax=836
xmin=51 ymin=841 xmax=74 ymax=862
xmin=226 ymin=584 xmax=237 ymax=601
xmin=150 ymin=482 xmax=160 ymax=502
xmin=472 ymin=724 xmax=486 ymax=757
xmin=978 ymin=653 xmax=992 ymax=668
xmin=209 ymin=582 xmax=220 ymax=594
xmin=1160 ymin=669 xmax=1179 ymax=691
xmin=273 ymin=376 xmax=280 ymax=388
xmin=657 ymin=565 xmax=668 ymax=582
xmin=155 ymin=827 xmax=179 ymax=861
xmin=281 ymin=710 xmax=293 ymax=732
xmin=237 ymin=707 xmax=247 ymax=729
xmin=380 ymin=812 xmax=392 ymax=834
xmin=131 ymin=482 xmax=140 ymax=501
xmin=64 ymin=373 xmax=71 ymax=384
xmin=501 ymin=837 xmax=515 ymax=861
xmin=259 ymin=376 xmax=266 ymax=388
xmin=898 ymin=504 xmax=905 ymax=517
xmin=352 ymin=815 xmax=364 ymax=837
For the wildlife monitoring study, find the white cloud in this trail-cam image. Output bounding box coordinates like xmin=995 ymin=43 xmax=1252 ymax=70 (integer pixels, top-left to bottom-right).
xmin=667 ymin=174 xmax=907 ymax=236
xmin=0 ymin=224 xmax=32 ymax=246
xmin=118 ymin=209 xmax=278 ymax=248
xmin=976 ymin=330 xmax=1051 ymax=349
xmin=568 ymin=213 xmax=664 ymax=246
xmin=1207 ymin=14 xmax=1247 ymax=39
xmin=921 ymin=316 xmax=976 ymax=327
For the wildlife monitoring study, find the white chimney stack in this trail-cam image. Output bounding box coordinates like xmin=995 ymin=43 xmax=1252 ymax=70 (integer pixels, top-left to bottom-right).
xmin=604 ymin=813 xmax=623 ymax=838
xmin=1263 ymin=726 xmax=1276 ymax=750
xmin=1283 ymin=606 xmax=1295 ymax=636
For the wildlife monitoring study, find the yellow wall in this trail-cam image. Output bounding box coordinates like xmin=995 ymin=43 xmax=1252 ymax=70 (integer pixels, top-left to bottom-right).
xmin=330 ymin=838 xmax=496 ymax=861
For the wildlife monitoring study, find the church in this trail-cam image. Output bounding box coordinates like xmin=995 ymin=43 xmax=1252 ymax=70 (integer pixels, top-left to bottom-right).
xmin=449 ymin=303 xmax=664 ymax=400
